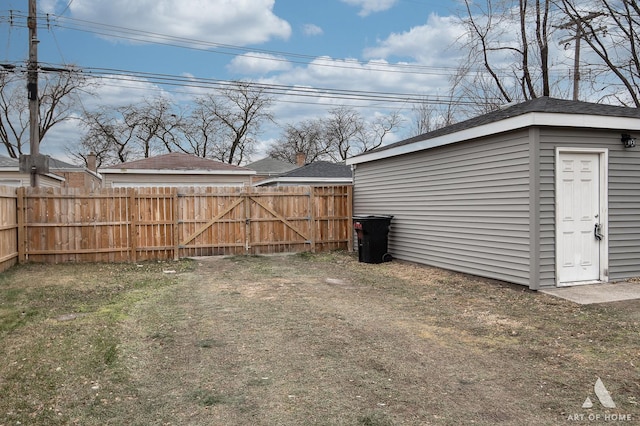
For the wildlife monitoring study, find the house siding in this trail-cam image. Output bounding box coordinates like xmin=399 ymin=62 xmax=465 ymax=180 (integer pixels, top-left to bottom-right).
xmin=0 ymin=172 xmax=63 ymax=188
xmin=538 ymin=128 xmax=640 ymax=287
xmin=353 ymin=131 xmax=532 ymax=285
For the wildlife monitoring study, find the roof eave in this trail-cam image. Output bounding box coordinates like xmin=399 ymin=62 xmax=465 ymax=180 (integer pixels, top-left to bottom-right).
xmin=254 ymin=177 xmax=352 ymax=186
xmin=347 ymin=112 xmax=640 ymax=165
xmin=99 ymin=169 xmax=256 ymax=175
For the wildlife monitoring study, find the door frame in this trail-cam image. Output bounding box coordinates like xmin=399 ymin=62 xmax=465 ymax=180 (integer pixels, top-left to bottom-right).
xmin=554 ymin=147 xmax=609 ymax=287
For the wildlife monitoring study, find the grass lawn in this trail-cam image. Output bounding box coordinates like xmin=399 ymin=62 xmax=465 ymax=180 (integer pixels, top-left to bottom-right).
xmin=0 ymin=252 xmax=638 ymax=425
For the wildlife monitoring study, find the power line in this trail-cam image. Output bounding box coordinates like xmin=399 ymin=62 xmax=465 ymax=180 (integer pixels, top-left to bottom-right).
xmin=57 ymin=64 xmax=497 ymax=106
xmin=2 ymin=60 xmax=502 ymax=108
xmin=4 ymin=10 xmax=468 ymax=77
xmin=0 ymin=9 xmax=507 ymax=108
xmin=59 ymin=0 xmax=74 ymax=16
xmin=2 ymin=9 xmax=577 ymax=84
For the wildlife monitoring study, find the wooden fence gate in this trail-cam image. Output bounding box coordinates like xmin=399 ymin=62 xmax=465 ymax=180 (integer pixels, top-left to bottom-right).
xmin=13 ymin=185 xmax=352 ymax=263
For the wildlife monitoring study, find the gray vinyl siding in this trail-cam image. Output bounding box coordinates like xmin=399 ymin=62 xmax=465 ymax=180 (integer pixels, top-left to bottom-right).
xmin=354 ymin=131 xmax=532 ymax=285
xmin=538 ymin=128 xmax=640 ymax=287
xmin=609 ymin=148 xmax=640 ymax=280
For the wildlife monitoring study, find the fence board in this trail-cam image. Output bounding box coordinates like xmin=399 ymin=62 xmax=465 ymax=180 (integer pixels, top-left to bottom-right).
xmin=0 ymin=186 xmax=18 ymax=272
xmin=11 ymin=185 xmax=352 ymax=264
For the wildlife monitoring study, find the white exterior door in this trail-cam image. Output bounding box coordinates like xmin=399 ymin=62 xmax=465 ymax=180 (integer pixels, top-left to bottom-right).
xmin=556 ymin=150 xmax=607 ymax=286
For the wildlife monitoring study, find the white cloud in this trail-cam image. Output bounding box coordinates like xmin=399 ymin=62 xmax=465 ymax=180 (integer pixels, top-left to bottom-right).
xmin=302 ymin=24 xmax=324 ymax=36
xmin=40 ymin=6 xmax=466 ymax=161
xmin=83 ymin=75 xmax=170 ymax=109
xmin=340 ymin=0 xmax=399 ymax=17
xmin=363 ymin=14 xmax=464 ymax=65
xmin=69 ymin=0 xmax=291 ymax=46
xmin=40 ymin=0 xmax=60 ymax=13
xmin=256 ymin=55 xmax=452 ymax=128
xmin=227 ymin=53 xmax=292 ymax=75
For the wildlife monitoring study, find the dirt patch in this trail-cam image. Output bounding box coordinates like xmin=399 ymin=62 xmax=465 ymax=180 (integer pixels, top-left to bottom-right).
xmin=0 ymin=252 xmax=639 ymax=425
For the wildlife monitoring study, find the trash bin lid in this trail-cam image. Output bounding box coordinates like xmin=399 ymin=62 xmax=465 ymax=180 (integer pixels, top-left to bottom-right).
xmin=353 ymin=214 xmax=394 ymax=220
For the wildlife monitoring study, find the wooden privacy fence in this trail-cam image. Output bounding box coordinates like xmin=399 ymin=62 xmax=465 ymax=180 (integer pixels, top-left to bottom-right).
xmin=0 ymin=186 xmax=18 ymax=272
xmin=13 ymin=185 xmax=353 ymax=263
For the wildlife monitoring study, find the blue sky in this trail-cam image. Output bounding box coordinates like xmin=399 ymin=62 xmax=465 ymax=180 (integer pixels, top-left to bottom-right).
xmin=0 ymin=0 xmax=477 ymax=162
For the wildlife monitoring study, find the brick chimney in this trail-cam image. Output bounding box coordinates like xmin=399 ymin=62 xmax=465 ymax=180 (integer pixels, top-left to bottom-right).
xmin=296 ymin=152 xmax=306 ymax=167
xmin=87 ymin=152 xmax=97 ymax=172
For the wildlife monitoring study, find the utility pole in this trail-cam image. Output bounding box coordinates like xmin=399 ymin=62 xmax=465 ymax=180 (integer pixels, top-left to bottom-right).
xmin=28 ymin=0 xmax=40 ymax=187
xmin=557 ymin=11 xmax=605 ymax=101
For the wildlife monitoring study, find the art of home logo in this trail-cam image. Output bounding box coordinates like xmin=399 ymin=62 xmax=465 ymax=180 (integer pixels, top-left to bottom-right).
xmin=566 ymin=377 xmax=634 ymax=422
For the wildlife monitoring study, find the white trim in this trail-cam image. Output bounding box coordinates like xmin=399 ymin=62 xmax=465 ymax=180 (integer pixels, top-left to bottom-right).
xmin=0 ymin=170 xmax=65 ymax=182
xmin=555 ymin=147 xmax=609 ymax=287
xmin=254 ymin=177 xmax=353 ymax=186
xmin=42 ymin=173 xmax=66 ymax=182
xmin=347 ymin=112 xmax=640 ymax=165
xmin=100 ymin=168 xmax=255 ymax=176
xmin=110 ymin=182 xmax=246 ymax=188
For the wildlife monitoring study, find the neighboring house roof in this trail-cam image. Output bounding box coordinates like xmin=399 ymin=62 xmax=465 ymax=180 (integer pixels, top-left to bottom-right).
xmin=245 ymin=157 xmax=296 ymax=175
xmin=0 ymin=154 xmax=65 ymax=185
xmin=48 ymin=156 xmax=102 ymax=181
xmin=347 ymin=97 xmax=640 ymax=165
xmin=49 ymin=157 xmax=82 ymax=170
xmin=255 ymin=161 xmax=353 ymax=186
xmin=283 ymin=161 xmax=353 ymax=178
xmin=0 ymin=155 xmax=18 ymax=169
xmin=100 ymin=152 xmax=255 ymax=175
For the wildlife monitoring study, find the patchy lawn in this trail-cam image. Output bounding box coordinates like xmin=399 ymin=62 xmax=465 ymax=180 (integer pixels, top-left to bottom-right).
xmin=0 ymin=252 xmax=638 ymax=425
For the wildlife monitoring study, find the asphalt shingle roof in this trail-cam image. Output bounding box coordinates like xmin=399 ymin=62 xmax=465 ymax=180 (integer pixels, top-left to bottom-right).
xmin=105 ymin=152 xmax=252 ymax=172
xmin=0 ymin=155 xmax=18 ymax=167
xmin=280 ymin=161 xmax=352 ymax=178
xmin=49 ymin=157 xmax=82 ymax=170
xmin=245 ymin=157 xmax=296 ymax=174
xmin=363 ymin=97 xmax=640 ymax=156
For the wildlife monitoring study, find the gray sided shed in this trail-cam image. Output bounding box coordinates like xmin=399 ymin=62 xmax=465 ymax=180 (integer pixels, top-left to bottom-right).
xmin=346 ymin=97 xmax=640 ymax=290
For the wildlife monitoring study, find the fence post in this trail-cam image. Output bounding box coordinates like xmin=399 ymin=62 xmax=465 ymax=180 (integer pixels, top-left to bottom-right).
xmin=128 ymin=188 xmax=137 ymax=262
xmin=16 ymin=187 xmax=26 ymax=263
xmin=308 ymin=186 xmax=316 ymax=253
xmin=347 ymin=185 xmax=354 ymax=252
xmin=244 ymin=186 xmax=251 ymax=254
xmin=173 ymin=188 xmax=179 ymax=260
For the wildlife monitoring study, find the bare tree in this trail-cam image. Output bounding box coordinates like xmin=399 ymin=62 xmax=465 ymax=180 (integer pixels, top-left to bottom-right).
xmin=73 ymin=108 xmax=136 ymax=166
xmin=175 ymin=100 xmax=224 ymax=158
xmin=268 ymin=119 xmax=330 ymax=164
xmin=323 ymin=106 xmax=365 ymax=162
xmin=0 ymin=67 xmax=88 ymax=158
xmin=557 ymin=0 xmax=640 ymax=106
xmin=140 ymin=96 xmax=182 ymax=155
xmin=408 ymin=99 xmax=461 ymax=136
xmin=0 ymin=72 xmax=26 ymax=158
xmin=71 ymin=96 xmax=178 ymax=166
xmin=356 ymin=110 xmax=404 ymax=151
xmin=74 ymin=81 xmax=273 ymax=166
xmin=194 ymin=81 xmax=273 ymax=165
xmin=270 ymin=107 xmax=405 ymax=163
xmin=455 ymin=0 xmax=556 ymax=106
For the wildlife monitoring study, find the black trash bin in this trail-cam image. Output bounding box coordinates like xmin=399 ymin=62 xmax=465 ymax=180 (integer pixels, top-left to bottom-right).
xmin=353 ymin=215 xmax=393 ymax=264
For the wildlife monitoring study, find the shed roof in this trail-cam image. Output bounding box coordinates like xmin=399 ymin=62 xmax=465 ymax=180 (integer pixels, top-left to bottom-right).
xmin=348 ymin=97 xmax=640 ymax=165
